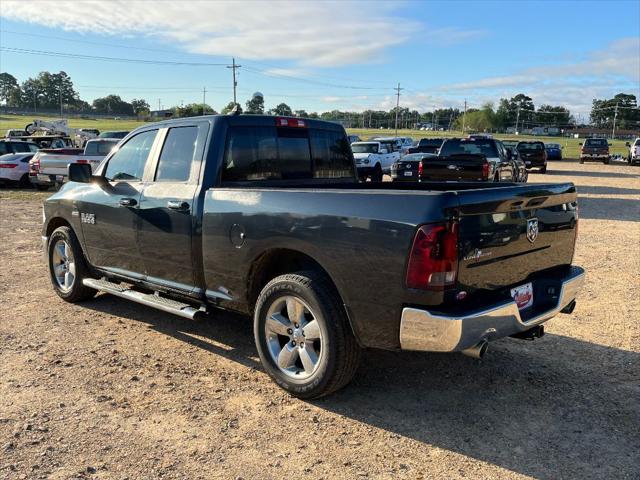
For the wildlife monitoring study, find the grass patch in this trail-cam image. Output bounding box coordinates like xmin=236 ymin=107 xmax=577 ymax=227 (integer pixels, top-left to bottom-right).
xmin=0 ymin=188 xmax=53 ymax=202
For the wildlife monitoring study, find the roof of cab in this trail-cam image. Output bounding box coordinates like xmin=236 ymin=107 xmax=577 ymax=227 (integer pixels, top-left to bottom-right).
xmin=144 ymin=114 xmax=346 ymax=132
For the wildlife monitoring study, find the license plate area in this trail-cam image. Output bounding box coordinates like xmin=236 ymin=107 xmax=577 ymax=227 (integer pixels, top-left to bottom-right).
xmin=404 ymin=171 xmax=413 ymax=176
xmin=510 ymin=282 xmax=533 ymax=310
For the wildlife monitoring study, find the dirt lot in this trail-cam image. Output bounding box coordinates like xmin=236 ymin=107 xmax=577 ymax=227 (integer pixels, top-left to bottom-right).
xmin=1 ymin=160 xmax=638 ymax=480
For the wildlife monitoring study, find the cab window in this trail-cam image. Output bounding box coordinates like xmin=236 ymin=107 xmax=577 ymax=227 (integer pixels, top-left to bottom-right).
xmin=105 ymin=129 xmax=157 ymax=182
xmin=155 ymin=126 xmax=199 ymax=182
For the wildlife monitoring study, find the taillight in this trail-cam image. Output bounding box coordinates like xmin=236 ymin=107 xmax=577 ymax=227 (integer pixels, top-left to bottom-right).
xmin=406 ymin=222 xmax=458 ymax=290
xmin=77 ymin=159 xmax=89 ymax=164
xmin=482 ymin=161 xmax=489 ymax=180
xmin=275 ymin=117 xmax=306 ymax=128
xmin=418 ymin=161 xmax=423 ymax=177
xmin=29 ymin=156 xmax=40 ymax=175
xmin=0 ymin=163 xmax=18 ymax=168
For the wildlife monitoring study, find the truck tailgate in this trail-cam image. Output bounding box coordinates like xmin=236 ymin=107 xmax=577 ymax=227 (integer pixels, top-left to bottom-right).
xmin=455 ymin=183 xmax=577 ymax=294
xmin=421 ymin=154 xmax=487 ymax=181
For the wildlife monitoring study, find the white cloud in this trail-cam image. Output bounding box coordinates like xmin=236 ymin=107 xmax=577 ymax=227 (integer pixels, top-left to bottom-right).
xmin=423 ymin=27 xmax=488 ymax=46
xmin=1 ymin=0 xmax=423 ymax=67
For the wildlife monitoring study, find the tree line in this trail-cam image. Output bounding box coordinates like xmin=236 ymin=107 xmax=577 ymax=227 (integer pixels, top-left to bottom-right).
xmin=0 ymin=71 xmax=637 ymax=131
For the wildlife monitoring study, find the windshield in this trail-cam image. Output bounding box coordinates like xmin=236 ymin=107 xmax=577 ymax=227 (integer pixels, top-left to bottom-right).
xmin=418 ymin=138 xmax=443 ymax=147
xmin=585 ymin=138 xmax=607 ymax=147
xmin=440 ymin=139 xmax=498 ymax=157
xmin=517 ymin=142 xmax=544 ymax=151
xmin=84 ymin=140 xmax=119 ymax=156
xmin=99 ymin=131 xmax=129 ymax=139
xmin=351 ymin=143 xmax=379 ymax=154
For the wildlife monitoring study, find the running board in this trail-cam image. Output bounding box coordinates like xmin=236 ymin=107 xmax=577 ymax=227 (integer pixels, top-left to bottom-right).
xmin=83 ymin=278 xmax=206 ymax=320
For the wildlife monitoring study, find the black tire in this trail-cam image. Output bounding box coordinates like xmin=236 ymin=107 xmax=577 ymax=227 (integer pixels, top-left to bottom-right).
xmin=36 ymin=184 xmax=49 ymax=191
xmin=603 ymin=157 xmax=610 ymax=165
xmin=539 ymin=165 xmax=547 ymax=174
xmin=494 ymin=173 xmax=500 ymax=182
xmin=18 ymin=173 xmax=31 ymax=188
xmin=47 ymin=226 xmax=96 ymax=302
xmin=371 ymin=164 xmax=383 ymax=182
xmin=579 ymin=158 xmax=584 ymax=164
xmin=253 ymin=271 xmax=361 ymax=399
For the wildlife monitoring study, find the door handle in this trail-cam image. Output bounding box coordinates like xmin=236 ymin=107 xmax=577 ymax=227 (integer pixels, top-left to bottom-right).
xmin=167 ymin=200 xmax=190 ymax=211
xmin=119 ymin=197 xmax=137 ymax=207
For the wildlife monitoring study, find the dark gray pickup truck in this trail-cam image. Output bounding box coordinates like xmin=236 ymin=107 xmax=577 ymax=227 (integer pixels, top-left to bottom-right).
xmin=42 ymin=115 xmax=584 ymax=398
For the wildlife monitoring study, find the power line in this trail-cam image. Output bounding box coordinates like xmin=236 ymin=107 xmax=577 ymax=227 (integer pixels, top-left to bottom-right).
xmin=0 ymin=47 xmax=232 ymax=66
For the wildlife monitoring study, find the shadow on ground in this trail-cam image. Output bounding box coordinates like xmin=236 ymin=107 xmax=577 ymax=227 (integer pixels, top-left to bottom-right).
xmin=576 ymin=196 xmax=640 ymax=221
xmin=84 ymin=295 xmax=640 ymax=480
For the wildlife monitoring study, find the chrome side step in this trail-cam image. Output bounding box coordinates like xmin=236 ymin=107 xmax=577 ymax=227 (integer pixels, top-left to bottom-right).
xmin=83 ymin=278 xmax=206 ymax=320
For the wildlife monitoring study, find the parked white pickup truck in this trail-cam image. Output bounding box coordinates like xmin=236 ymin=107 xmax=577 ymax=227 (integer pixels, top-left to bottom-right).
xmin=30 ymin=138 xmax=120 ymax=190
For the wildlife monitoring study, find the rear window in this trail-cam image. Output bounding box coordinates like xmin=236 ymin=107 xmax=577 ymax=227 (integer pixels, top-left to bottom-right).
xmin=352 ymin=143 xmax=378 ymax=154
xmin=10 ymin=142 xmax=37 ymax=153
xmin=517 ymin=142 xmax=544 ymax=151
xmin=585 ymin=138 xmax=607 ymax=146
xmin=222 ymin=126 xmax=354 ymax=182
xmin=418 ymin=139 xmax=443 ymax=147
xmin=440 ymin=139 xmax=498 ymax=158
xmin=84 ymin=140 xmax=118 ymax=156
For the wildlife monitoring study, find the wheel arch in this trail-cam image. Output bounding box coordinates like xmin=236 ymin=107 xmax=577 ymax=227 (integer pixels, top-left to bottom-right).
xmin=245 ymin=248 xmax=358 ymax=341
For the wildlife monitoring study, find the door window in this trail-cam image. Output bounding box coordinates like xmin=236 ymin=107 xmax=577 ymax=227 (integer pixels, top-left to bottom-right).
xmin=155 ymin=126 xmax=199 ymax=182
xmin=105 ymin=129 xmax=157 ymax=181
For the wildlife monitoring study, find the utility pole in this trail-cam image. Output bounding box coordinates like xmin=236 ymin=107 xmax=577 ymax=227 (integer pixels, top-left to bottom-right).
xmin=202 ymin=87 xmax=207 ymax=115
xmin=394 ymin=82 xmax=403 ymax=137
xmin=59 ymin=78 xmax=63 ymax=118
xmin=33 ymin=91 xmax=37 ymax=114
xmin=515 ymin=106 xmax=521 ymax=134
xmin=158 ymin=99 xmax=161 ymax=111
xmin=612 ymin=102 xmax=619 ymax=139
xmin=227 ymin=57 xmax=242 ymax=106
xmin=462 ymin=99 xmax=467 ymax=133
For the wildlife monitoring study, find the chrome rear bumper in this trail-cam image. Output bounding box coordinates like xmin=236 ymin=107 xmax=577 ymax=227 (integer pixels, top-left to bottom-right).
xmin=400 ymin=266 xmax=585 ymax=352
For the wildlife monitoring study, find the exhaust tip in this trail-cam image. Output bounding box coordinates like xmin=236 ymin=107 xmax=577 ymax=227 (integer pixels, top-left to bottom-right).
xmin=461 ymin=340 xmax=488 ymax=359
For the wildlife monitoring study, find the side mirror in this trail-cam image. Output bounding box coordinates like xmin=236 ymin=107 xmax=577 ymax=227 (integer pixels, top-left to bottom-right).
xmin=579 ymin=143 xmax=583 ymax=146
xmin=626 ymin=142 xmax=631 ymax=147
xmin=68 ymin=163 xmax=92 ymax=183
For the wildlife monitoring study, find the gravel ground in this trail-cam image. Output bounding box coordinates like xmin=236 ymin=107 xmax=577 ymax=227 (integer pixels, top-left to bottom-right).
xmin=1 ymin=160 xmax=638 ymax=480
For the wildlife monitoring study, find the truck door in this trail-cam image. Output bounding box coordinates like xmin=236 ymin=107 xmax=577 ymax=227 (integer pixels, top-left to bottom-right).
xmin=79 ymin=128 xmax=159 ymax=276
xmin=136 ymin=123 xmax=208 ymax=292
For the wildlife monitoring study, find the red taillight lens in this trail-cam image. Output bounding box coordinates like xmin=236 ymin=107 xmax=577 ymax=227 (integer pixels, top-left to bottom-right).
xmin=482 ymin=161 xmax=489 ymax=180
xmin=418 ymin=161 xmax=423 ymax=176
xmin=0 ymin=163 xmax=18 ymax=168
xmin=275 ymin=117 xmax=306 ymax=128
xmin=77 ymin=159 xmax=89 ymax=164
xmin=406 ymin=222 xmax=458 ymax=290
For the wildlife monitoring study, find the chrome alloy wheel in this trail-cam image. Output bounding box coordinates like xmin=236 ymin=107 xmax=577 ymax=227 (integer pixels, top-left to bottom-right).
xmin=264 ymin=295 xmax=323 ymax=379
xmin=51 ymin=239 xmax=76 ymax=292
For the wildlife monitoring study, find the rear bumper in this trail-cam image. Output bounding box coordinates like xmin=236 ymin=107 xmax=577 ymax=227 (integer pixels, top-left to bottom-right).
xmin=399 ymin=266 xmax=585 ymax=352
xmin=580 ymin=153 xmax=609 ymax=159
xmin=30 ymin=174 xmax=55 ymax=186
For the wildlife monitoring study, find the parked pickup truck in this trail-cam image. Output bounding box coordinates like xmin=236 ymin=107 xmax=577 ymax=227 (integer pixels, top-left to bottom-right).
xmin=30 ymin=138 xmax=120 ymax=190
xmin=42 ymin=115 xmax=584 ymax=398
xmin=406 ymin=138 xmax=444 ymax=155
xmin=579 ymin=138 xmax=610 ymax=164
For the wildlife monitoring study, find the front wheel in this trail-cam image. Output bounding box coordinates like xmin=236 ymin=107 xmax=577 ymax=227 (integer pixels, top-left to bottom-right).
xmin=254 ymin=271 xmax=361 ymax=399
xmin=579 ymin=158 xmax=584 ymax=164
xmin=47 ymin=226 xmax=96 ymax=302
xmin=539 ymin=165 xmax=547 ymax=173
xmin=371 ymin=164 xmax=383 ymax=182
xmin=603 ymin=157 xmax=610 ymax=165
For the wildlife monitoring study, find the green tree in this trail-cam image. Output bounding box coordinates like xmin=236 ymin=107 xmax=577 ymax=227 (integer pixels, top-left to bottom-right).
xmin=270 ymin=102 xmax=293 ymax=116
xmin=245 ymin=94 xmax=264 ymax=114
xmin=92 ymin=95 xmax=133 ymax=115
xmin=591 ymin=93 xmax=638 ymax=129
xmin=131 ymin=98 xmax=150 ymax=115
xmin=495 ymin=94 xmax=535 ymax=130
xmin=174 ymin=103 xmax=216 ymax=117
xmin=536 ymin=105 xmax=572 ymax=126
xmin=18 ymin=71 xmax=81 ymax=111
xmin=221 ymin=102 xmax=238 ymax=114
xmin=0 ymin=72 xmax=20 ymax=107
xmin=294 ymin=109 xmax=308 ymax=118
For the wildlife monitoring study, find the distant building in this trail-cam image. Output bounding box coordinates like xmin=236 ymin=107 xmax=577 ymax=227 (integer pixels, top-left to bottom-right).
xmin=150 ymin=109 xmax=173 ymax=119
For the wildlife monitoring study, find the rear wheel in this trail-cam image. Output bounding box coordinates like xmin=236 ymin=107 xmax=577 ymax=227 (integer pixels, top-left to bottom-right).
xmin=603 ymin=157 xmax=610 ymax=165
xmin=47 ymin=226 xmax=96 ymax=302
xmin=539 ymin=165 xmax=547 ymax=174
xmin=254 ymin=271 xmax=361 ymax=399
xmin=18 ymin=173 xmax=30 ymax=188
xmin=579 ymin=158 xmax=584 ymax=164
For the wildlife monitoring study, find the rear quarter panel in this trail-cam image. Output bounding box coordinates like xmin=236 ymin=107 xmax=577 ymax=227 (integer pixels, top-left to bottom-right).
xmin=202 ymin=188 xmax=459 ymax=348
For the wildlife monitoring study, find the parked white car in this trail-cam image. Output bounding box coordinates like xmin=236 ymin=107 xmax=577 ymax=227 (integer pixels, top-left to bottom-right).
xmin=351 ymin=141 xmax=399 ymax=181
xmin=627 ymin=138 xmax=640 ymax=165
xmin=0 ymin=152 xmax=35 ymax=187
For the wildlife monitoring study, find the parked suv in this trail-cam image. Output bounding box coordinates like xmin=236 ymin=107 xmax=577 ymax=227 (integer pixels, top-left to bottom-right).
xmin=580 ymin=138 xmax=610 ymax=164
xmin=0 ymin=139 xmax=39 ymax=155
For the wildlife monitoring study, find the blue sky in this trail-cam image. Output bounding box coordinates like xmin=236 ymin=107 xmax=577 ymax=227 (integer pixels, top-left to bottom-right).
xmin=1 ymin=0 xmax=638 ymax=117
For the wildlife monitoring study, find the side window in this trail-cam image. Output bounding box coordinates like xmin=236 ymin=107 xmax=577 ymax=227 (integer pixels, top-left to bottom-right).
xmin=11 ymin=143 xmax=30 ymax=153
xmin=0 ymin=143 xmax=8 ymax=155
xmin=28 ymin=143 xmax=39 ymax=153
xmin=155 ymin=126 xmax=199 ymax=182
xmin=105 ymin=129 xmax=157 ymax=182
